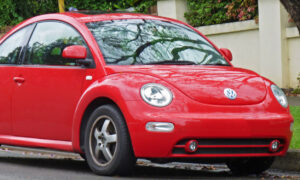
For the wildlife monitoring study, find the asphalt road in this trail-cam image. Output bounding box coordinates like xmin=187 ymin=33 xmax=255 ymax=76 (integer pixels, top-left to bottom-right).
xmin=0 ymin=146 xmax=299 ymax=180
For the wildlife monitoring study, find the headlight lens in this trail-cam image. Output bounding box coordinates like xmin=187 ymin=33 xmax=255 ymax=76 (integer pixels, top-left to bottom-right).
xmin=271 ymin=84 xmax=288 ymax=108
xmin=140 ymin=83 xmax=173 ymax=107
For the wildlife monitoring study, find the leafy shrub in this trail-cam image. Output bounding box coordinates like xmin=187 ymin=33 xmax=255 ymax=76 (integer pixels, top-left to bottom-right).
xmin=0 ymin=0 xmax=23 ymax=31
xmin=185 ymin=0 xmax=258 ymax=27
xmin=14 ymin=0 xmax=58 ymax=19
xmin=0 ymin=0 xmax=58 ymax=32
xmin=134 ymin=0 xmax=157 ymax=14
xmin=225 ymin=0 xmax=257 ymax=21
xmin=66 ymin=0 xmax=115 ymax=12
xmin=65 ymin=0 xmax=156 ymax=13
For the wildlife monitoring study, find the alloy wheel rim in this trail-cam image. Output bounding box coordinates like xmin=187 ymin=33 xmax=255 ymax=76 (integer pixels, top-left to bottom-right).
xmin=89 ymin=115 xmax=118 ymax=166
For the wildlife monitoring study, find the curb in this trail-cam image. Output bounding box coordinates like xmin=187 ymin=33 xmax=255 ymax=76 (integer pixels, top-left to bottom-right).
xmin=272 ymin=149 xmax=300 ymax=171
xmin=0 ymin=145 xmax=82 ymax=160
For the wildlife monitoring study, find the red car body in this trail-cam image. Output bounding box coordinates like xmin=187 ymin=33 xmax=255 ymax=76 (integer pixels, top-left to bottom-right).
xmin=0 ymin=12 xmax=293 ymax=169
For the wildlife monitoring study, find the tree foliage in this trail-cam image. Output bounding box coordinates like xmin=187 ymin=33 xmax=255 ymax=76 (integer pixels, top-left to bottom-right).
xmin=0 ymin=0 xmax=156 ymax=31
xmin=66 ymin=0 xmax=156 ymax=14
xmin=0 ymin=0 xmax=22 ymax=31
xmin=185 ymin=0 xmax=258 ymax=27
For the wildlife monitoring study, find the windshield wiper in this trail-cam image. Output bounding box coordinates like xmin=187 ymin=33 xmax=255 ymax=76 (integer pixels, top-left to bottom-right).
xmin=145 ymin=60 xmax=196 ymax=65
xmin=206 ymin=63 xmax=230 ymax=66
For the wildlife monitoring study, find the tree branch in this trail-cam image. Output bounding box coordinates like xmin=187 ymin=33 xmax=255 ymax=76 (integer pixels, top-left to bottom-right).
xmin=280 ymin=0 xmax=300 ymax=33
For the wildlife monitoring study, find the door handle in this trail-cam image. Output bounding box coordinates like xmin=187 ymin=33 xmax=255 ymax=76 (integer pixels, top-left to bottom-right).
xmin=13 ymin=77 xmax=25 ymax=83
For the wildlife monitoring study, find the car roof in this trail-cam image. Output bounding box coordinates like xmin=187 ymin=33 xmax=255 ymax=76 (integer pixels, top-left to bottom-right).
xmin=41 ymin=11 xmax=178 ymax=23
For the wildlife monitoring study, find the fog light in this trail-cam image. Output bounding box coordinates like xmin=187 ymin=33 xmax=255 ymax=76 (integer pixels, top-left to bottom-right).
xmin=269 ymin=140 xmax=280 ymax=153
xmin=290 ymin=123 xmax=294 ymax=132
xmin=146 ymin=122 xmax=174 ymax=132
xmin=185 ymin=140 xmax=198 ymax=153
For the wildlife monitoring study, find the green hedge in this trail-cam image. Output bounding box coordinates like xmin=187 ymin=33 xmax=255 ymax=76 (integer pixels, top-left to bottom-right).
xmin=185 ymin=0 xmax=258 ymax=27
xmin=0 ymin=0 xmax=156 ymax=31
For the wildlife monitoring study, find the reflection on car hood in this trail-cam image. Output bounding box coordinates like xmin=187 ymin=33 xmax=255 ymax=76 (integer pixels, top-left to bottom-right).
xmin=105 ymin=65 xmax=267 ymax=105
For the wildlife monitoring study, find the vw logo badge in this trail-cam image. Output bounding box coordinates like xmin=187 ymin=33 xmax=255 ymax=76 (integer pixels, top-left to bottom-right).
xmin=224 ymin=88 xmax=237 ymax=100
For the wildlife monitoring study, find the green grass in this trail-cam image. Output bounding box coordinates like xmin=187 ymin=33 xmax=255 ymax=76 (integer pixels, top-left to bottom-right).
xmin=290 ymin=106 xmax=300 ymax=149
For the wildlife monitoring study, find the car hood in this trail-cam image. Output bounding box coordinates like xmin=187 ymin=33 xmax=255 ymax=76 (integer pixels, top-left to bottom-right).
xmin=105 ymin=65 xmax=267 ymax=105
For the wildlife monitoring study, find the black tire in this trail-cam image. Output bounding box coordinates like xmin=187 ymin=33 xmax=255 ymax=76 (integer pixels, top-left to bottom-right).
xmin=84 ymin=104 xmax=136 ymax=176
xmin=226 ymin=157 xmax=275 ymax=175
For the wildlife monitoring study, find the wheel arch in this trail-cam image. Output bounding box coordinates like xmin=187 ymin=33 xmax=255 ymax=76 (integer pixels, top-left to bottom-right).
xmin=71 ymin=92 xmax=135 ymax=155
xmin=79 ymin=97 xmax=120 ymax=152
xmin=71 ymin=73 xmax=159 ymax=154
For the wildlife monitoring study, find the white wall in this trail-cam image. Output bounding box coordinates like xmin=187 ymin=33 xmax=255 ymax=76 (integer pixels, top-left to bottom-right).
xmin=288 ymin=36 xmax=300 ymax=88
xmin=209 ymin=30 xmax=260 ymax=73
xmin=197 ymin=20 xmax=260 ymax=73
xmin=197 ymin=21 xmax=300 ymax=88
xmin=157 ymin=0 xmax=187 ymax=23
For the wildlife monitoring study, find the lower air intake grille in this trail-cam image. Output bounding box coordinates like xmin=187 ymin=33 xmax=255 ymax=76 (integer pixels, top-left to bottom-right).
xmin=172 ymin=138 xmax=284 ymax=155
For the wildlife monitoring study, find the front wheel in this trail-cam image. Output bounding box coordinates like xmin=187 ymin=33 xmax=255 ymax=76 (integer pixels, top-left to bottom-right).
xmin=226 ymin=157 xmax=275 ymax=175
xmin=84 ymin=104 xmax=136 ymax=176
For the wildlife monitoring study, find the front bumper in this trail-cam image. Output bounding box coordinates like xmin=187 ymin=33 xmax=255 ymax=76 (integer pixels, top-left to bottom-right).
xmin=123 ymin=100 xmax=293 ymax=159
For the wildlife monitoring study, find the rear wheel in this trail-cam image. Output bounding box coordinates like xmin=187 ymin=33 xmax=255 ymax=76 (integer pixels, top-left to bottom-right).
xmin=226 ymin=157 xmax=274 ymax=175
xmin=84 ymin=104 xmax=136 ymax=176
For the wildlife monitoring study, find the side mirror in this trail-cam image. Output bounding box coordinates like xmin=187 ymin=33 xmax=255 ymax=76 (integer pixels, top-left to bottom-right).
xmin=62 ymin=45 xmax=87 ymax=59
xmin=220 ymin=48 xmax=233 ymax=61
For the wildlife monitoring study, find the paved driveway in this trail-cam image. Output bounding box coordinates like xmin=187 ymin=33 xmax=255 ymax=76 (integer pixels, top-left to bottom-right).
xmin=288 ymin=96 xmax=300 ymax=106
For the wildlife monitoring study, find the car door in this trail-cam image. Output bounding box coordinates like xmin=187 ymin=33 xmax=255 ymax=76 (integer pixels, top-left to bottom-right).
xmin=0 ymin=25 xmax=34 ymax=136
xmin=12 ymin=21 xmax=91 ymax=141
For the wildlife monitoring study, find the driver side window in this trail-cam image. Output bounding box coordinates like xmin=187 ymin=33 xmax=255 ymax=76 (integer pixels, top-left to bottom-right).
xmin=0 ymin=25 xmax=33 ymax=64
xmin=25 ymin=21 xmax=87 ymax=66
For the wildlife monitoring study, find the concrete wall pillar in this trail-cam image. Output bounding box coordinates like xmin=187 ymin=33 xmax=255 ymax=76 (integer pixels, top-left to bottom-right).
xmin=157 ymin=0 xmax=187 ymax=23
xmin=258 ymin=0 xmax=290 ymax=88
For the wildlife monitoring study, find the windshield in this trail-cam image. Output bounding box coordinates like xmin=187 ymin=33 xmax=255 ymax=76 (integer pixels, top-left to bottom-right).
xmin=86 ymin=19 xmax=229 ymax=66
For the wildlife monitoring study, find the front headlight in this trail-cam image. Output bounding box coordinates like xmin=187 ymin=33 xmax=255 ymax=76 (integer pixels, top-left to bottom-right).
xmin=140 ymin=83 xmax=173 ymax=107
xmin=271 ymin=84 xmax=288 ymax=108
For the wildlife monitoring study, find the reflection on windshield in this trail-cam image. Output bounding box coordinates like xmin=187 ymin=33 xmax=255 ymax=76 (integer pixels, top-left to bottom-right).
xmin=86 ymin=19 xmax=229 ymax=66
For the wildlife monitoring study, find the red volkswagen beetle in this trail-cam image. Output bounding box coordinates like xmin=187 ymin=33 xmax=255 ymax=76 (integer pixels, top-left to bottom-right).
xmin=0 ymin=11 xmax=293 ymax=176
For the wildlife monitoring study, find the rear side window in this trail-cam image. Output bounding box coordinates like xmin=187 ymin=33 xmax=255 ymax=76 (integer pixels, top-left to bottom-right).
xmin=0 ymin=25 xmax=32 ymax=64
xmin=25 ymin=21 xmax=87 ymax=66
